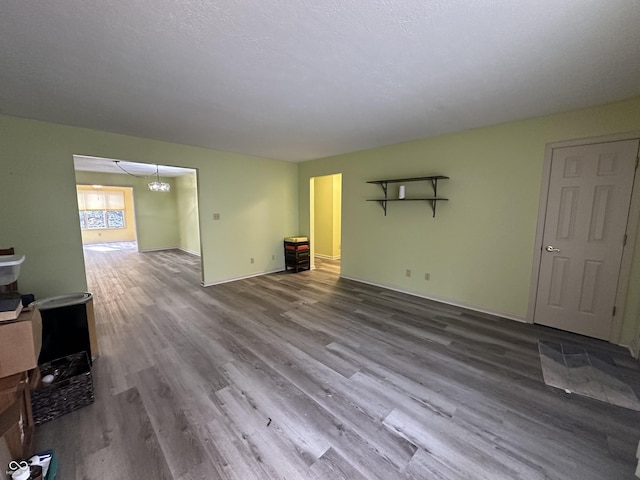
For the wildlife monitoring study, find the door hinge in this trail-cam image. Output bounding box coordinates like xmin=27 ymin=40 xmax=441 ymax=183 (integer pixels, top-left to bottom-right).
xmin=613 ymin=306 xmax=617 ymax=316
xmin=636 ymin=156 xmax=639 ymax=170
xmin=624 ymin=233 xmax=628 ymax=246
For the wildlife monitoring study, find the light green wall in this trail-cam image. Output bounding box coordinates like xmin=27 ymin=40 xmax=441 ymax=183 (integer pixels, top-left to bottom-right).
xmin=176 ymin=173 xmax=201 ymax=255
xmin=298 ymin=96 xmax=640 ymax=346
xmin=3 ymin=98 xmax=639 ymax=345
xmin=75 ymin=171 xmax=180 ymax=250
xmin=0 ymin=114 xmax=298 ymax=298
xmin=313 ymin=175 xmax=334 ymax=257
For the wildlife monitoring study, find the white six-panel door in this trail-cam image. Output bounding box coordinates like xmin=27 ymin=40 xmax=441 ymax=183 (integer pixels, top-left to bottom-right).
xmin=534 ymin=139 xmax=639 ymax=339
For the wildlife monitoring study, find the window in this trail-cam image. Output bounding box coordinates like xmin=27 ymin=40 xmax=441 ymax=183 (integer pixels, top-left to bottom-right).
xmin=77 ymin=189 xmax=126 ymax=230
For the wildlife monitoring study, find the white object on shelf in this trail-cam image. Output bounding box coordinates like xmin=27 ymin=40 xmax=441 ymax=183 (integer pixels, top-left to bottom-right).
xmin=0 ymin=254 xmax=24 ymax=285
xmin=399 ymin=185 xmax=406 ymax=199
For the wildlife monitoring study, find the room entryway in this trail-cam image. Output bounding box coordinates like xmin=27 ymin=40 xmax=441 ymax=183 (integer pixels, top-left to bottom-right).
xmin=532 ymin=137 xmax=640 ymax=340
xmin=310 ymin=173 xmax=342 ymax=272
xmin=73 ymin=155 xmax=203 ymax=285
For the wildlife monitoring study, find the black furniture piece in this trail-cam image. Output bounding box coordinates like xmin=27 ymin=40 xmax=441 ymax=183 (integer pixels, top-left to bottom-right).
xmin=35 ymin=293 xmax=94 ymax=366
xmin=284 ymin=239 xmax=310 ymax=273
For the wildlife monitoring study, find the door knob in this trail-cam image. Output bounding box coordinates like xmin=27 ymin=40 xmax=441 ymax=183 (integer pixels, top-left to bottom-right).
xmin=545 ymin=245 xmax=560 ymax=252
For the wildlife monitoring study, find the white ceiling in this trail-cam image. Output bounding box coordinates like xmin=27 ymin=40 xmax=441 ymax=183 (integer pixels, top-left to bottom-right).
xmin=1 ymin=1 xmax=639 ymax=162
xmin=74 ymin=155 xmax=195 ymax=177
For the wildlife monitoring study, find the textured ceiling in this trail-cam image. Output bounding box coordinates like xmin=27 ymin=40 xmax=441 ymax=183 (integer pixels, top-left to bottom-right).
xmin=1 ymin=1 xmax=639 ymax=162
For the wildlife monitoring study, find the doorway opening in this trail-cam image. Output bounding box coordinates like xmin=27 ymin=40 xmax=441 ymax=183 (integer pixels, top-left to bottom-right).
xmin=73 ymin=155 xmax=203 ymax=282
xmin=309 ymin=173 xmax=342 ymax=274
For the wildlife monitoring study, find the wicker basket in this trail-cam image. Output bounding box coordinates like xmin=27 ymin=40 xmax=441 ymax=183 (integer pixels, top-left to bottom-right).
xmin=31 ymin=351 xmax=94 ymax=425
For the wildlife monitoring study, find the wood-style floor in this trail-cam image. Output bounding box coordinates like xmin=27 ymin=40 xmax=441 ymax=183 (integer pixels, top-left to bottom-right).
xmin=35 ymin=243 xmax=640 ymax=479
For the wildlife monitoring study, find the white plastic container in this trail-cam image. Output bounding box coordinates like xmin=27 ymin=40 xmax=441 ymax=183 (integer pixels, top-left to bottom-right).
xmin=0 ymin=254 xmax=25 ymax=285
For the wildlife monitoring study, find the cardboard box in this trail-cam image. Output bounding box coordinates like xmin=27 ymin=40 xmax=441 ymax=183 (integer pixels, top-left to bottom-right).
xmin=0 ymin=372 xmax=34 ymax=460
xmin=0 ymin=373 xmax=24 ymax=413
xmin=0 ymin=308 xmax=42 ymax=378
xmin=0 ymin=374 xmax=23 ymax=436
xmin=0 ymin=436 xmax=12 ymax=476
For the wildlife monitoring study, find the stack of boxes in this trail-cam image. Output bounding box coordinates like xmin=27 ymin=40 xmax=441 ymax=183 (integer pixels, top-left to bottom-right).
xmin=0 ymin=307 xmax=42 ymax=466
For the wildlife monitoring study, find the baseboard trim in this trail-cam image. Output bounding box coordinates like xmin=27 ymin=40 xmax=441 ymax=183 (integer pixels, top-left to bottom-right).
xmin=138 ymin=246 xmax=180 ymax=253
xmin=628 ymin=337 xmax=640 ymax=359
xmin=201 ymin=267 xmax=284 ymax=287
xmin=178 ymin=247 xmax=201 ymax=257
xmin=314 ymin=254 xmax=341 ymax=260
xmin=340 ymin=274 xmax=526 ymax=323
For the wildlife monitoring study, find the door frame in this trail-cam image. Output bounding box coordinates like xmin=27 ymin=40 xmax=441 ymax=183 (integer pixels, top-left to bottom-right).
xmin=527 ymin=131 xmax=640 ymax=343
xmin=309 ymin=173 xmax=343 ymax=270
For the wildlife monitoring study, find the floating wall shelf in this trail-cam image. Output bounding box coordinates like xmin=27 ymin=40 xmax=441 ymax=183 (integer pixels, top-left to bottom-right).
xmin=366 ymin=175 xmax=449 ymax=217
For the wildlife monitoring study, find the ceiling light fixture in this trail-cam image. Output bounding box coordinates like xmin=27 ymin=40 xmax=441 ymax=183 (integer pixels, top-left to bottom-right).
xmin=148 ymin=165 xmax=171 ymax=192
xmin=114 ymin=161 xmax=170 ymax=192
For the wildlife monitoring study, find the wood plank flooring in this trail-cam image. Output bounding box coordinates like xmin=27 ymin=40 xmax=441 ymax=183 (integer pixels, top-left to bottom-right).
xmin=35 ymin=243 xmax=640 ymax=479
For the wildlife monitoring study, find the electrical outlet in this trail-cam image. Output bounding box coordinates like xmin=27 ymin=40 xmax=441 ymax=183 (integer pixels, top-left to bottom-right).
xmin=405 ymin=269 xmax=411 ymax=277
xmin=250 ymin=257 xmax=255 ymax=264
xmin=272 ymin=254 xmax=275 ymax=260
xmin=213 ymin=213 xmax=220 ymax=220
xmin=425 ymin=273 xmax=430 ymax=281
